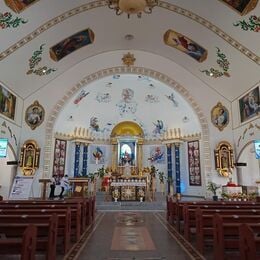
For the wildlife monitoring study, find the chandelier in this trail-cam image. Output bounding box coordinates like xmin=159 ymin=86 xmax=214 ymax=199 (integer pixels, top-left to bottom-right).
xmin=108 ymin=0 xmax=158 ymax=18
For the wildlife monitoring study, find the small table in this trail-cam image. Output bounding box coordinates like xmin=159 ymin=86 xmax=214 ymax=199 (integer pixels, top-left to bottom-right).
xmin=39 ymin=178 xmax=51 ymax=200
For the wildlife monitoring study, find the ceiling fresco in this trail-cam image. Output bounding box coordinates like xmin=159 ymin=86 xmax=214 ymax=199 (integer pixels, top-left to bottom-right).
xmin=54 ymin=74 xmax=201 ymax=139
xmin=0 ymin=0 xmax=259 ymax=101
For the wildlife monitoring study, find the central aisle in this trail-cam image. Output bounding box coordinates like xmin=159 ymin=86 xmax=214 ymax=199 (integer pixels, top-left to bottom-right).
xmin=66 ymin=212 xmax=205 ymax=260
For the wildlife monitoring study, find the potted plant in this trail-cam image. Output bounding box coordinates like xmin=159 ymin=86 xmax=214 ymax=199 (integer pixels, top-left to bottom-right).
xmin=158 ymin=171 xmax=165 ymax=194
xmin=207 ymin=181 xmax=221 ymax=201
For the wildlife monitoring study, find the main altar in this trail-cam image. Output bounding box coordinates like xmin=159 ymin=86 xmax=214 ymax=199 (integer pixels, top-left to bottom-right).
xmin=110 ymin=177 xmax=147 ymax=201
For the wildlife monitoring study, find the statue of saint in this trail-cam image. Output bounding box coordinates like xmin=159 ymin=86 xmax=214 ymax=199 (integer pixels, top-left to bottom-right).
xmin=124 ymin=161 xmax=131 ymax=177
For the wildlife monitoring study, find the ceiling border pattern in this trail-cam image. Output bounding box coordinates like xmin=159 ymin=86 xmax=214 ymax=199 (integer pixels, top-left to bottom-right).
xmin=42 ymin=66 xmax=212 ymax=188
xmin=0 ymin=0 xmax=259 ymax=65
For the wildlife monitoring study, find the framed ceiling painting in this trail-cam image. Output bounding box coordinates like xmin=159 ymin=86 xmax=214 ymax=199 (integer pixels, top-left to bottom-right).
xmin=188 ymin=140 xmax=201 ymax=186
xmin=49 ymin=28 xmax=95 ymax=62
xmin=164 ymin=29 xmax=207 ymax=63
xmin=4 ymin=0 xmax=40 ymax=13
xmin=0 ymin=82 xmax=16 ymax=120
xmin=211 ymin=102 xmax=229 ymax=131
xmin=25 ymin=100 xmax=45 ymax=130
xmin=219 ymin=0 xmax=259 ymax=15
xmin=239 ymin=85 xmax=259 ymax=123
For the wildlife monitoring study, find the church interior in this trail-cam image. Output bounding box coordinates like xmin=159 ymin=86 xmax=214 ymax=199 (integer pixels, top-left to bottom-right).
xmin=0 ymin=0 xmax=259 ymax=259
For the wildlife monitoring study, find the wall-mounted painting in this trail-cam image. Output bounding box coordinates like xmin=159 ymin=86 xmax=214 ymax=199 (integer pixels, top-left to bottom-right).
xmin=219 ymin=0 xmax=259 ymax=15
xmin=4 ymin=0 xmax=39 ymax=13
xmin=53 ymin=139 xmax=67 ymax=180
xmin=164 ymin=29 xmax=207 ymax=63
xmin=188 ymin=140 xmax=201 ymax=186
xmin=239 ymin=86 xmax=259 ymax=123
xmin=211 ymin=102 xmax=229 ymax=131
xmin=90 ymin=145 xmax=106 ymax=165
xmin=49 ymin=28 xmax=95 ymax=62
xmin=25 ymin=100 xmax=45 ymax=130
xmin=149 ymin=146 xmax=165 ymax=164
xmin=0 ymin=83 xmax=16 ymax=120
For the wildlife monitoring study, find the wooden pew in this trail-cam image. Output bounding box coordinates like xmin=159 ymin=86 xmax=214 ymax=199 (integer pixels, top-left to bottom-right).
xmin=0 ymin=202 xmax=81 ymax=242
xmin=213 ymin=213 xmax=260 ymax=260
xmin=0 ymin=212 xmax=70 ymax=255
xmin=194 ymin=207 xmax=260 ymax=253
xmin=0 ymin=224 xmax=37 ymax=260
xmin=239 ymin=224 xmax=260 ymax=260
xmin=0 ymin=214 xmax=58 ymax=260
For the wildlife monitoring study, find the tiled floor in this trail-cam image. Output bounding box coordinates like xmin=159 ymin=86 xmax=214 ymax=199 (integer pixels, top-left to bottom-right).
xmin=71 ymin=212 xmax=204 ymax=260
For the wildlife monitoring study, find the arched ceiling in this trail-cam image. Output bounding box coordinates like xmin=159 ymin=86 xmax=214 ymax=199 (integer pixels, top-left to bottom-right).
xmin=0 ymin=0 xmax=259 ymax=101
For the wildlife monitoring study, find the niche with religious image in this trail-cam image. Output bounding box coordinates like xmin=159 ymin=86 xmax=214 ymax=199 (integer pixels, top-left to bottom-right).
xmin=214 ymin=141 xmax=234 ymax=177
xmin=19 ymin=140 xmax=40 ymax=176
xmin=118 ymin=141 xmax=136 ymax=166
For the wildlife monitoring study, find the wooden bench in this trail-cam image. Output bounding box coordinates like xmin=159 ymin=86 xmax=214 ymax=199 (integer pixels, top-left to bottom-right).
xmin=0 ymin=214 xmax=58 ymax=260
xmin=194 ymin=207 xmax=260 ymax=253
xmin=213 ymin=213 xmax=260 ymax=260
xmin=239 ymin=223 xmax=260 ymax=260
xmin=0 ymin=224 xmax=37 ymax=260
xmin=0 ymin=212 xmax=70 ymax=255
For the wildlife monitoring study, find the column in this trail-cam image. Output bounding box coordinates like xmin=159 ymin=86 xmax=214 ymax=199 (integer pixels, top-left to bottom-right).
xmin=137 ymin=139 xmax=143 ymax=174
xmin=74 ymin=142 xmax=81 ymax=177
xmin=111 ymin=139 xmax=117 ymax=171
xmin=167 ymin=144 xmax=173 ymax=194
xmin=82 ymin=144 xmax=88 ymax=176
xmin=174 ymin=143 xmax=181 ymax=197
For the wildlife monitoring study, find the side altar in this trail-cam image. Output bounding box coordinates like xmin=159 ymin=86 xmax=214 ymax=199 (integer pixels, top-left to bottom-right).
xmin=110 ymin=177 xmax=147 ymax=201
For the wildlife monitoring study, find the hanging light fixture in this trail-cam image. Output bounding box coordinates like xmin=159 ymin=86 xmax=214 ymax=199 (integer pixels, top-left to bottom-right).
xmin=108 ymin=0 xmax=158 ymax=18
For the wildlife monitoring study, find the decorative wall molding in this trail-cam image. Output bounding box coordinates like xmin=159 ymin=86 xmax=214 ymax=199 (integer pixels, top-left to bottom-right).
xmin=43 ymin=66 xmax=212 ymax=188
xmin=0 ymin=0 xmax=259 ymax=65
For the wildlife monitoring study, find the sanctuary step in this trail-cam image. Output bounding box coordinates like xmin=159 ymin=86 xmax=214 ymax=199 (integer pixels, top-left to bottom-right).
xmin=95 ymin=192 xmax=166 ymax=211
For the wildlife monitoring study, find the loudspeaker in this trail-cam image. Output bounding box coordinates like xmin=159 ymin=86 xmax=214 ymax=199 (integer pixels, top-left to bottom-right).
xmin=234 ymin=162 xmax=247 ymax=167
xmin=6 ymin=161 xmax=19 ymax=165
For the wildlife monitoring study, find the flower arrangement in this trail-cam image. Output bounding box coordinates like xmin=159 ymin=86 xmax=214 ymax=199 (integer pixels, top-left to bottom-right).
xmin=137 ymin=189 xmax=145 ymax=198
xmin=158 ymin=171 xmax=165 ymax=184
xmin=112 ymin=188 xmax=119 ymax=199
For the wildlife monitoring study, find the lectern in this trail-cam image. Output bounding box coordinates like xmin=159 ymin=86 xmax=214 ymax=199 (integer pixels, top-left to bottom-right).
xmin=39 ymin=178 xmax=51 ymax=200
xmin=69 ymin=177 xmax=89 ymax=197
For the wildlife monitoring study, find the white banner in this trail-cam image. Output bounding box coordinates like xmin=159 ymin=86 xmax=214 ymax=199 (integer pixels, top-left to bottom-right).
xmin=9 ymin=176 xmax=34 ymax=200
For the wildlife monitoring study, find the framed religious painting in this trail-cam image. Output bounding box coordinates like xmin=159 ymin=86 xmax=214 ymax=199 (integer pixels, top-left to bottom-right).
xmin=0 ymin=82 xmax=16 ymax=120
xmin=164 ymin=29 xmax=208 ymax=63
xmin=4 ymin=0 xmax=40 ymax=13
xmin=239 ymin=86 xmax=259 ymax=123
xmin=218 ymin=0 xmax=259 ymax=15
xmin=211 ymin=102 xmax=229 ymax=131
xmin=53 ymin=139 xmax=67 ymax=180
xmin=188 ymin=140 xmax=201 ymax=186
xmin=25 ymin=100 xmax=45 ymax=130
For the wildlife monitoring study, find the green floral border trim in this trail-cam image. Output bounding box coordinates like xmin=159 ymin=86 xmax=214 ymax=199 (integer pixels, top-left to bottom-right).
xmin=0 ymin=11 xmax=27 ymax=29
xmin=27 ymin=44 xmax=56 ymax=76
xmin=201 ymin=47 xmax=230 ymax=78
xmin=233 ymin=15 xmax=260 ymax=32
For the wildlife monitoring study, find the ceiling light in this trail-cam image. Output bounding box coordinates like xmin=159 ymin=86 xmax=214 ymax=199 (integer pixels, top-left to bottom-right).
xmin=108 ymin=0 xmax=158 ymax=18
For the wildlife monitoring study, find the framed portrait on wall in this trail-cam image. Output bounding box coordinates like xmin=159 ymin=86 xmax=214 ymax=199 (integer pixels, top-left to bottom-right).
xmin=0 ymin=82 xmax=16 ymax=120
xmin=218 ymin=0 xmax=259 ymax=15
xmin=188 ymin=140 xmax=201 ymax=186
xmin=211 ymin=102 xmax=229 ymax=131
xmin=53 ymin=139 xmax=67 ymax=179
xmin=4 ymin=0 xmax=40 ymax=13
xmin=239 ymin=86 xmax=259 ymax=123
xmin=25 ymin=100 xmax=45 ymax=130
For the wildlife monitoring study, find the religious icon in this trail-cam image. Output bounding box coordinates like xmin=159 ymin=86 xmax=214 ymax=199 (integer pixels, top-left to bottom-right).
xmin=214 ymin=141 xmax=234 ymax=177
xmin=0 ymin=82 xmax=16 ymax=120
xmin=211 ymin=102 xmax=229 ymax=131
xmin=164 ymin=29 xmax=208 ymax=62
xmin=19 ymin=140 xmax=40 ymax=176
xmin=218 ymin=0 xmax=259 ymax=15
xmin=25 ymin=100 xmax=45 ymax=130
xmin=4 ymin=0 xmax=39 ymax=13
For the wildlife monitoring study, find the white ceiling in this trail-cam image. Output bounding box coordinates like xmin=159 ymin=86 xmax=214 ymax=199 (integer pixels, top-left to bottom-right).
xmin=0 ymin=0 xmax=259 ymax=101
